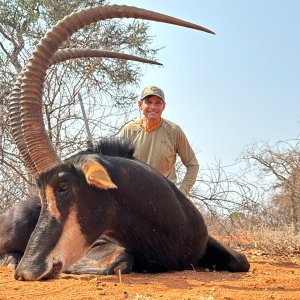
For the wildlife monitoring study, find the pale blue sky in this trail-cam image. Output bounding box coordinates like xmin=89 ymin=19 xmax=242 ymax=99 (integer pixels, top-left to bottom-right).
xmin=113 ymin=0 xmax=300 ymax=168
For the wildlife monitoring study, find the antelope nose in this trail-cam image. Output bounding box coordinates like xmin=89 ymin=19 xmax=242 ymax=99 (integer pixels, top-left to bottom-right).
xmin=14 ymin=270 xmax=26 ymax=281
xmin=14 ymin=269 xmax=34 ymax=281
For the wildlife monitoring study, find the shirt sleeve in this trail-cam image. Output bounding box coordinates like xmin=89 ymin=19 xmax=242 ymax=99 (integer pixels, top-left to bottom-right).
xmin=118 ymin=124 xmax=129 ymax=139
xmin=175 ymin=126 xmax=199 ymax=196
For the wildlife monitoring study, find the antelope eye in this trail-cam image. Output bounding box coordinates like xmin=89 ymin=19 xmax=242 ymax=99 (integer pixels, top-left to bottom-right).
xmin=57 ymin=183 xmax=70 ymax=194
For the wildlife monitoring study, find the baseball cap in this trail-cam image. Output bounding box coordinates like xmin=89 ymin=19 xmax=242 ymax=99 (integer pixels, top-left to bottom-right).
xmin=141 ymin=86 xmax=165 ymax=101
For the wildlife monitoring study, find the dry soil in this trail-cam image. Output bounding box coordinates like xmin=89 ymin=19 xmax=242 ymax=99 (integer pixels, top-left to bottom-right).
xmin=0 ymin=251 xmax=299 ymax=300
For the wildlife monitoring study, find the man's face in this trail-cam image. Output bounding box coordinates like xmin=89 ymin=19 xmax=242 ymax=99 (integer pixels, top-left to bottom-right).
xmin=138 ymin=95 xmax=166 ymax=121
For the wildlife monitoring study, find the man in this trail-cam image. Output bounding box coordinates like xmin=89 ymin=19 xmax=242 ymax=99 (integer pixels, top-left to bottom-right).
xmin=119 ymin=85 xmax=199 ymax=196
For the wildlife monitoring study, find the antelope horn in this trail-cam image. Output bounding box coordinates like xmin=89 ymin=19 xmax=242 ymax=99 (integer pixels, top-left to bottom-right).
xmin=9 ymin=72 xmax=37 ymax=174
xmin=15 ymin=5 xmax=214 ymax=175
xmin=9 ymin=48 xmax=162 ymax=174
xmin=52 ymin=48 xmax=162 ymax=65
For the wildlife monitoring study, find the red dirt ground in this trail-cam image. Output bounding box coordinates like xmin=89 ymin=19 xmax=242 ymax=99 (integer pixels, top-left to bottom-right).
xmin=0 ymin=251 xmax=299 ymax=300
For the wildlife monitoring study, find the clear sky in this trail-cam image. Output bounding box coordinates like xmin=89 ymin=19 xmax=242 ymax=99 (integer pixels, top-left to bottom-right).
xmin=113 ymin=0 xmax=300 ymax=169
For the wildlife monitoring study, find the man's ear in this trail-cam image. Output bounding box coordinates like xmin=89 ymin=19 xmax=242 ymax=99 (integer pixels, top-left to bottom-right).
xmin=81 ymin=160 xmax=117 ymax=190
xmin=138 ymin=100 xmax=143 ymax=110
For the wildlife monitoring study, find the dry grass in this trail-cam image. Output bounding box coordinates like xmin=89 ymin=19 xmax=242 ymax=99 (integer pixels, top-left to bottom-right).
xmin=248 ymin=225 xmax=300 ymax=256
xmin=211 ymin=225 xmax=300 ymax=256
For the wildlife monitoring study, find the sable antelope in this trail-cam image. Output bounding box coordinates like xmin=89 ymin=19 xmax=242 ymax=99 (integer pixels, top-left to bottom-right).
xmin=2 ymin=5 xmax=249 ymax=281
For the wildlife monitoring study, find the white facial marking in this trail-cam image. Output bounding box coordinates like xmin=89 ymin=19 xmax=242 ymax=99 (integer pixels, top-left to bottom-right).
xmin=45 ymin=185 xmax=61 ymax=219
xmin=45 ymin=206 xmax=89 ymax=271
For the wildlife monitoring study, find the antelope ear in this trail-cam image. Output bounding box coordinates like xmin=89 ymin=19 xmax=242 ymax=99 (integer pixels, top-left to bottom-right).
xmin=82 ymin=160 xmax=117 ymax=190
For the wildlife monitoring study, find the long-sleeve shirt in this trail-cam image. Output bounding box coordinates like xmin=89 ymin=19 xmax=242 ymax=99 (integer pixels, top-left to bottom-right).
xmin=119 ymin=118 xmax=199 ymax=196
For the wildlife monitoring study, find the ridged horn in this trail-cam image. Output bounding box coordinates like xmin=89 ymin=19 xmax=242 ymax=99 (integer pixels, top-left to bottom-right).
xmin=9 ymin=72 xmax=38 ymax=174
xmin=16 ymin=5 xmax=214 ymax=175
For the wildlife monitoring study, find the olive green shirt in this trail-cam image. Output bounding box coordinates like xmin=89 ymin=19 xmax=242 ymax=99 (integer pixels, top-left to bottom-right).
xmin=119 ymin=118 xmax=199 ymax=196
